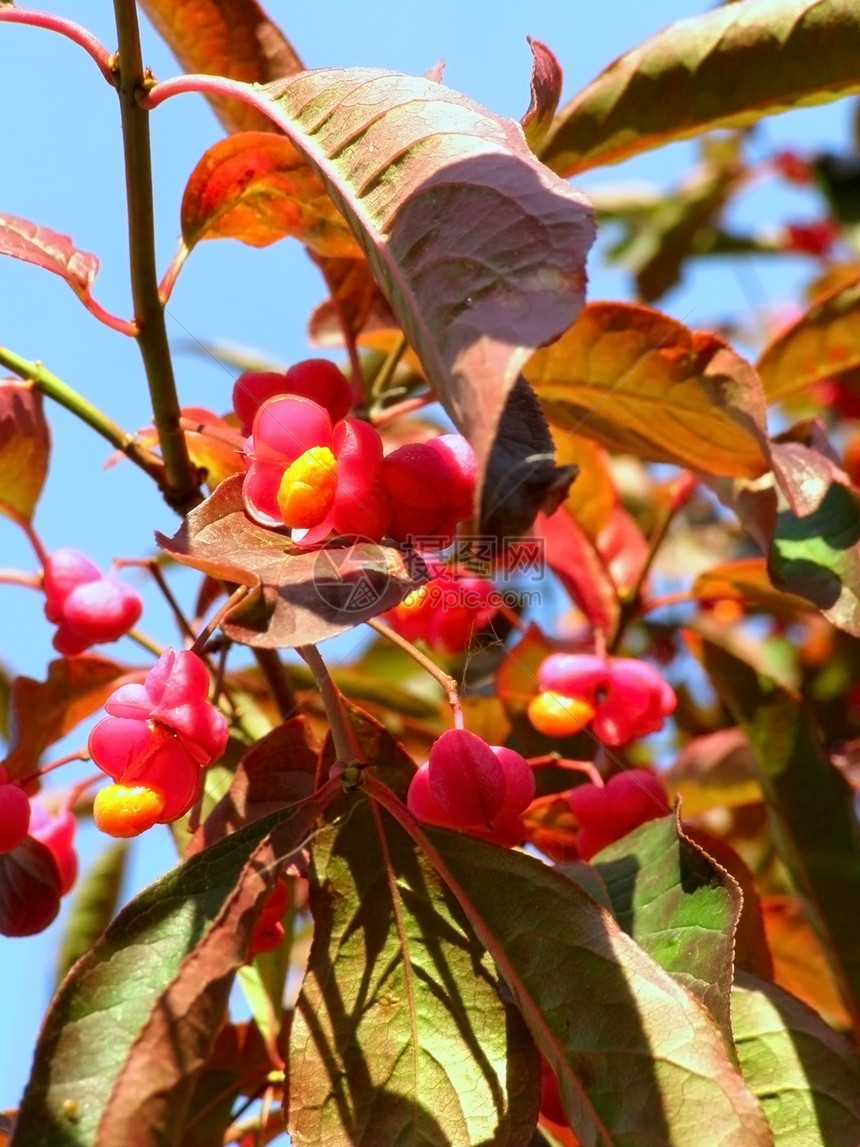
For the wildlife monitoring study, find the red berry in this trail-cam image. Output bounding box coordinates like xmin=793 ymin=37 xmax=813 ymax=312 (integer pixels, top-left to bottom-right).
xmin=568 ymin=769 xmax=670 ymax=860
xmin=233 ymin=361 xmax=352 ymax=437
xmin=43 ymin=548 xmax=142 ymax=656
xmin=385 ymin=573 xmax=498 ymax=653
xmin=783 ymin=220 xmax=838 ymax=257
xmin=772 ymin=150 xmax=814 ymax=185
xmin=0 ymin=782 xmax=31 ymax=853
xmin=381 ymin=435 xmax=476 ymax=547
xmin=27 ymin=799 xmax=77 ymax=894
xmin=489 ymin=746 xmax=535 ymax=817
xmin=539 ymin=1058 xmax=568 ymax=1126
xmin=248 ymin=878 xmax=291 ymax=958
xmin=428 ymin=729 xmax=506 ymax=826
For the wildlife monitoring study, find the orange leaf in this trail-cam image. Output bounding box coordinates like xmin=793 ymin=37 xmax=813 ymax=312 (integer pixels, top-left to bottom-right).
xmin=527 ymin=301 xmax=771 ymax=477
xmin=138 ymin=0 xmax=303 ymax=134
xmin=693 ymin=557 xmax=816 ymax=618
xmin=549 ymin=427 xmax=615 ymax=541
xmin=0 ymin=379 xmax=50 ymax=522
xmin=181 ymin=132 xmax=361 ymax=257
xmin=762 ymin=895 xmax=852 ymax=1030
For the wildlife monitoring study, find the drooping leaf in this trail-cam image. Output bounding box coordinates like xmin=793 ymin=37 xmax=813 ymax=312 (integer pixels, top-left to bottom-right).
xmin=155 ymin=474 xmax=426 ymax=648
xmin=12 ymin=796 xmax=331 ymax=1147
xmin=692 ymin=557 xmax=816 ymax=618
xmin=189 ymin=715 xmax=317 ymax=853
xmin=55 ymin=842 xmax=128 ymax=986
xmin=2 ymin=656 xmax=135 ymax=780
xmin=527 ymin=302 xmax=771 ymax=477
xmin=540 ymin=0 xmax=860 ymax=176
xmin=240 ymin=69 xmax=595 ymax=508
xmin=762 ymin=895 xmax=853 ymax=1031
xmin=757 ymin=273 xmax=860 ymax=402
xmin=181 ymin=132 xmax=361 ymax=257
xmin=702 ymin=639 xmax=860 ymax=1030
xmin=0 ymin=836 xmax=63 ymax=938
xmin=287 ymin=717 xmax=539 ymax=1147
xmin=0 ymin=379 xmax=50 ymax=522
xmin=480 ymin=376 xmax=576 ymax=540
xmin=521 ymin=38 xmax=563 ymax=152
xmin=407 ymin=817 xmax=772 ymax=1144
xmin=0 ymin=214 xmax=99 ymax=299
xmin=732 ymin=971 xmax=860 ymax=1146
xmin=138 ymin=0 xmax=304 ymax=134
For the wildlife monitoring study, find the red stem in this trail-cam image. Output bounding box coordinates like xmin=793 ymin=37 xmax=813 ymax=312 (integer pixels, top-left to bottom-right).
xmin=80 ymin=293 xmax=138 ymax=336
xmin=0 ymin=568 xmax=42 ymax=591
xmin=0 ymin=8 xmax=115 ymax=84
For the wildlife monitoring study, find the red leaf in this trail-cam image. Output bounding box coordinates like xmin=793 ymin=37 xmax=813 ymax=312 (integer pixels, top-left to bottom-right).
xmin=0 ymin=213 xmax=98 ymax=300
xmin=181 ymin=133 xmax=361 ymax=257
xmin=536 ymin=506 xmax=620 ymax=634
xmin=0 ymin=379 xmax=50 ymax=522
xmin=0 ymin=836 xmax=63 ymax=937
xmin=521 ymin=38 xmax=563 ymax=151
xmin=138 ymin=0 xmax=304 ymax=134
xmin=155 ymin=474 xmax=426 ymax=649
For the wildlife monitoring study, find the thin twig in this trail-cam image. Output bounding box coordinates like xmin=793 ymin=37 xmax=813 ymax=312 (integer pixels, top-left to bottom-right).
xmin=298 ymin=644 xmax=363 ymax=766
xmin=113 ymin=0 xmax=198 ymax=512
xmin=0 ymin=346 xmax=165 ymax=485
xmin=0 ymin=7 xmax=115 ymax=84
xmin=367 ymin=617 xmax=463 ymax=729
xmin=253 ymin=647 xmax=297 ymax=720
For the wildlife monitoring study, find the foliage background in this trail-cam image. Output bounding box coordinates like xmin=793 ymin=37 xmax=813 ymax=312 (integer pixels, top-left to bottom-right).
xmin=0 ymin=0 xmax=851 ymax=1114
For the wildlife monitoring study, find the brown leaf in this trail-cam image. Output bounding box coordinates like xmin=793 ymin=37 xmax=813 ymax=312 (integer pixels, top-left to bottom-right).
xmin=155 ymin=474 xmax=425 ymax=648
xmin=181 ymin=132 xmax=361 ymax=257
xmin=139 ymin=0 xmax=303 ymax=134
xmin=0 ymin=379 xmax=50 ymax=522
xmin=528 ymin=302 xmax=771 ymax=477
xmin=189 ymin=716 xmax=318 ymax=854
xmin=521 ymin=38 xmax=563 ymax=152
xmin=2 ymin=656 xmax=137 ymax=780
xmin=758 ymin=273 xmax=860 ymax=402
xmin=250 ymin=69 xmax=595 ymax=511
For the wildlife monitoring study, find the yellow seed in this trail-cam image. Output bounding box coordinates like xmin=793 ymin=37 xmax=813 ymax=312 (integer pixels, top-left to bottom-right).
xmin=527 ymin=691 xmax=595 ymax=738
xmin=276 ymin=446 xmax=338 ymax=528
xmin=93 ymin=783 xmax=167 ymax=838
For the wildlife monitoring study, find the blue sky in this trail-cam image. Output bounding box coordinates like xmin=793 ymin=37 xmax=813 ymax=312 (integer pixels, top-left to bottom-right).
xmin=0 ymin=0 xmax=851 ymax=1117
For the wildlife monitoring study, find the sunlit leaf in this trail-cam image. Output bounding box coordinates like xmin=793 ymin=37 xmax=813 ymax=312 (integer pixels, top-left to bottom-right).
xmin=288 ymin=716 xmax=539 ymax=1146
xmin=521 ymin=38 xmax=563 ymax=152
xmin=2 ymin=656 xmax=135 ymax=780
xmin=139 ymin=0 xmax=304 ymax=134
xmin=590 ymin=813 xmax=740 ymax=1044
xmin=541 ymin=0 xmax=860 ymax=175
xmin=0 ymin=379 xmax=50 ymax=522
xmin=55 ymin=842 xmax=127 ymax=986
xmin=702 ymin=639 xmax=860 ymax=1030
xmin=181 ymin=132 xmax=361 ymax=257
xmin=0 ymin=213 xmax=98 ymax=300
xmin=535 ymin=506 xmax=621 ymax=635
xmin=156 ymin=474 xmax=425 ymax=648
xmin=245 ymin=69 xmax=595 ymax=510
xmin=757 ymin=273 xmax=860 ymax=402
xmin=14 ymin=797 xmax=330 ymax=1147
xmin=420 ymin=825 xmax=771 ymax=1144
xmin=528 ymin=302 xmax=770 ymax=477
xmin=733 ymin=971 xmax=860 ymax=1146
xmin=762 ymin=895 xmax=853 ymax=1030
xmin=665 ymin=726 xmax=764 ymax=816
xmin=550 ymin=428 xmax=615 ymax=542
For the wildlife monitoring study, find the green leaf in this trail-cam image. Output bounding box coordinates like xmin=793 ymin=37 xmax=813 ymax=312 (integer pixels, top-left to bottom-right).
xmin=702 ymin=639 xmax=860 ymax=1031
xmin=591 ymin=814 xmax=741 ymax=1044
xmin=733 ymin=972 xmax=860 ymax=1146
xmin=527 ymin=302 xmax=771 ymax=477
xmin=410 ymin=818 xmax=771 ymax=1144
xmin=54 ymin=842 xmax=127 ymax=987
xmin=13 ymin=798 xmax=330 ymax=1147
xmin=541 ymin=0 xmax=860 ymax=175
xmin=287 ymin=740 xmax=539 ymax=1146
